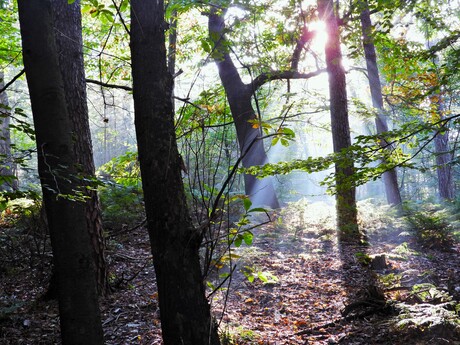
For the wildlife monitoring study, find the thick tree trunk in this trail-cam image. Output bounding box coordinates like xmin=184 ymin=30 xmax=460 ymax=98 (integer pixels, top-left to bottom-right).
xmin=360 ymin=3 xmax=402 ymax=206
xmin=208 ymin=9 xmax=280 ymax=209
xmin=0 ymin=71 xmax=15 ymax=190
xmin=318 ymin=0 xmax=359 ymax=240
xmin=130 ymin=1 xmax=220 ymax=344
xmin=18 ymin=1 xmax=103 ymax=344
xmin=51 ymin=0 xmax=108 ymax=296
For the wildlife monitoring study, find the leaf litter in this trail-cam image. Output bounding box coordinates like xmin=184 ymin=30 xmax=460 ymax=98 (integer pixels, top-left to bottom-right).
xmin=1 ymin=198 xmax=460 ymax=344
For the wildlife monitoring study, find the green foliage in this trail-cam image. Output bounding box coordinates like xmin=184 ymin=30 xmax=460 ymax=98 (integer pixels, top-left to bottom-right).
xmin=404 ymin=203 xmax=454 ymax=250
xmin=98 ymin=183 xmax=144 ymax=228
xmin=98 ymin=151 xmax=140 ymax=187
xmin=355 ymin=252 xmax=372 ymax=266
xmin=241 ymin=265 xmax=278 ymax=284
xmin=379 ymin=273 xmax=402 ymax=288
xmin=411 ymin=283 xmax=451 ymax=303
xmin=243 ymin=113 xmax=459 ymax=195
xmin=0 ymin=194 xmax=50 ymax=273
xmin=97 ymin=152 xmax=144 ymax=227
xmin=0 ymin=1 xmax=21 ymax=64
xmin=221 ymin=326 xmax=260 ymax=345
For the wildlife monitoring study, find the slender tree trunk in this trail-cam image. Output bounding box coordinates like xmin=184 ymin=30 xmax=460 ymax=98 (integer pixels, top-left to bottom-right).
xmin=318 ymin=0 xmax=359 ymax=240
xmin=51 ymin=0 xmax=108 ymax=295
xmin=434 ymin=130 xmax=453 ymax=199
xmin=18 ymin=1 xmax=103 ymax=344
xmin=0 ymin=71 xmax=15 ymax=190
xmin=208 ymin=9 xmax=280 ymax=209
xmin=360 ymin=2 xmax=402 ymax=206
xmin=424 ymin=37 xmax=455 ymax=201
xmin=130 ymin=1 xmax=220 ymax=344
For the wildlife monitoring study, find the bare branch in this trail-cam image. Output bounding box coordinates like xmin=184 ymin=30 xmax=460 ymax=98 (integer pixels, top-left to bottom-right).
xmin=291 ymin=26 xmax=315 ymax=71
xmin=250 ymin=68 xmax=326 ymax=92
xmin=110 ymin=0 xmax=130 ymax=35
xmin=0 ymin=69 xmax=25 ymax=94
xmin=86 ymin=78 xmax=132 ymax=91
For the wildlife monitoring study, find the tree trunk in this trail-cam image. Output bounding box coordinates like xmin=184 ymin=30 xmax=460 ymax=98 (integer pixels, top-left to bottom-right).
xmin=434 ymin=130 xmax=453 ymax=200
xmin=360 ymin=2 xmax=402 ymax=207
xmin=51 ymin=0 xmax=108 ymax=296
xmin=0 ymin=71 xmax=15 ymax=190
xmin=208 ymin=9 xmax=280 ymax=209
xmin=18 ymin=1 xmax=104 ymax=344
xmin=130 ymin=1 xmax=220 ymax=344
xmin=425 ymin=38 xmax=455 ymax=201
xmin=318 ymin=0 xmax=359 ymax=240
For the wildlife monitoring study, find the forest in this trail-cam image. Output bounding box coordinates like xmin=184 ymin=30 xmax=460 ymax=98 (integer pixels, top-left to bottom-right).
xmin=0 ymin=0 xmax=460 ymax=344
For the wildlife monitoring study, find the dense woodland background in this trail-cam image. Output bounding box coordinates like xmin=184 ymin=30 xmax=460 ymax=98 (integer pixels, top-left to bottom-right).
xmin=1 ymin=0 xmax=460 ymax=344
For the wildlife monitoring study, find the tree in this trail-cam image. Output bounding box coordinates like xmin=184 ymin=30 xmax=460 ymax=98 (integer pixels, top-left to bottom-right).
xmin=208 ymin=7 xmax=280 ymax=209
xmin=17 ymin=1 xmax=104 ymax=343
xmin=317 ymin=0 xmax=359 ymax=239
xmin=359 ymin=0 xmax=402 ymax=207
xmin=52 ymin=0 xmax=108 ymax=295
xmin=207 ymin=5 xmax=326 ymax=209
xmin=0 ymin=71 xmax=15 ymax=190
xmin=425 ymin=40 xmax=454 ymax=201
xmin=434 ymin=125 xmax=453 ymax=200
xmin=129 ymin=1 xmax=220 ymax=344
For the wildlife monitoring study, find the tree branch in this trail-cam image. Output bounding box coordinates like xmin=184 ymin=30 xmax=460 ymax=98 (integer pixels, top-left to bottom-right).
xmin=250 ymin=68 xmax=326 ymax=92
xmin=291 ymin=26 xmax=315 ymax=71
xmin=0 ymin=69 xmax=25 ymax=94
xmin=86 ymin=78 xmax=132 ymax=91
xmin=85 ymin=78 xmax=202 ymax=109
xmin=110 ymin=0 xmax=130 ymax=35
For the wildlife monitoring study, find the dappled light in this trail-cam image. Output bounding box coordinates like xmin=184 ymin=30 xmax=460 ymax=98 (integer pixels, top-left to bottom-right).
xmin=1 ymin=0 xmax=460 ymax=344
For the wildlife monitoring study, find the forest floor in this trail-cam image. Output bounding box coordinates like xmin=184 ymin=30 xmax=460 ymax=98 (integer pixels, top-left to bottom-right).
xmin=1 ymin=199 xmax=460 ymax=344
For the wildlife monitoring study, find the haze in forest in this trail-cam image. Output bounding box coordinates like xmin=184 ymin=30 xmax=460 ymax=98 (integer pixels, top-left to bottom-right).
xmin=0 ymin=0 xmax=460 ymax=344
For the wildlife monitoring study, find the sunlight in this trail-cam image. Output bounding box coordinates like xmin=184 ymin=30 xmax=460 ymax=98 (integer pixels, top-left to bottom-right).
xmin=308 ymin=19 xmax=328 ymax=52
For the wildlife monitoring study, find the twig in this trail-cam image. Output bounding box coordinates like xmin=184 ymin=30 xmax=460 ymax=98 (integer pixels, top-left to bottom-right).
xmin=0 ymin=69 xmax=25 ymax=94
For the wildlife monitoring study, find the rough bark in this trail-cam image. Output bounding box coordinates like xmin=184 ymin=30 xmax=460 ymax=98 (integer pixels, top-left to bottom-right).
xmin=51 ymin=0 xmax=108 ymax=296
xmin=18 ymin=1 xmax=103 ymax=344
xmin=208 ymin=9 xmax=280 ymax=209
xmin=130 ymin=1 xmax=220 ymax=344
xmin=434 ymin=130 xmax=453 ymax=200
xmin=0 ymin=71 xmax=15 ymax=190
xmin=318 ymin=0 xmax=359 ymax=240
xmin=360 ymin=2 xmax=402 ymax=207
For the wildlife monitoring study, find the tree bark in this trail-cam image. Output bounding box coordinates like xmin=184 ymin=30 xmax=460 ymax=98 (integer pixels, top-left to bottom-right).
xmin=0 ymin=71 xmax=15 ymax=190
xmin=51 ymin=0 xmax=108 ymax=296
xmin=208 ymin=9 xmax=280 ymax=209
xmin=130 ymin=1 xmax=220 ymax=344
xmin=318 ymin=0 xmax=359 ymax=240
xmin=425 ymin=38 xmax=455 ymax=201
xmin=360 ymin=2 xmax=402 ymax=207
xmin=18 ymin=1 xmax=104 ymax=344
xmin=434 ymin=129 xmax=453 ymax=200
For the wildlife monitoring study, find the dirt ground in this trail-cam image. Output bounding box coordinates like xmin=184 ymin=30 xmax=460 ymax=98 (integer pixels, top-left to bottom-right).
xmin=1 ymin=200 xmax=460 ymax=344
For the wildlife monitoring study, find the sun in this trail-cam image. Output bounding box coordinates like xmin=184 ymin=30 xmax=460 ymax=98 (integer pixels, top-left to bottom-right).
xmin=308 ymin=20 xmax=328 ymax=52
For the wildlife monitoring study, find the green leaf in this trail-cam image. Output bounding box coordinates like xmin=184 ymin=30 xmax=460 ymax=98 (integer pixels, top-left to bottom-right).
xmin=234 ymin=235 xmax=243 ymax=247
xmin=201 ymin=39 xmax=211 ymax=53
xmin=68 ymin=0 xmax=76 ymax=3
xmin=243 ymin=197 xmax=252 ymax=211
xmin=248 ymin=207 xmax=267 ymax=213
xmin=243 ymin=231 xmax=253 ymax=245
